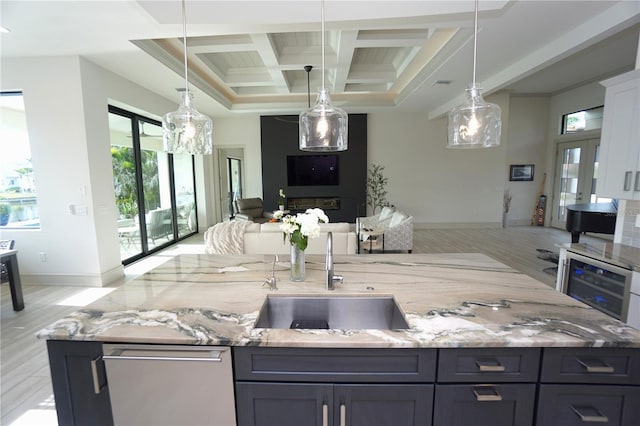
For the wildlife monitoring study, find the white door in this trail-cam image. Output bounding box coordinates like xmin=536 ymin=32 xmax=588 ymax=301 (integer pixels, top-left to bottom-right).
xmin=551 ymin=138 xmax=611 ymax=229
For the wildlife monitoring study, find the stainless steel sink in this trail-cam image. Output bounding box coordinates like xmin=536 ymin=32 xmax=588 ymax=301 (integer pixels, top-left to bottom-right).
xmin=254 ymin=295 xmax=410 ymax=330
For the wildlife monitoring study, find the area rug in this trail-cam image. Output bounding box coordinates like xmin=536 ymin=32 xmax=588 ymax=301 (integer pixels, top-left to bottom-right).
xmin=537 ymin=249 xmax=559 ymax=276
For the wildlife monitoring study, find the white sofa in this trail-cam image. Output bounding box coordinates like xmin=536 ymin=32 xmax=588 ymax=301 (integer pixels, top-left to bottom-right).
xmin=357 ymin=207 xmax=414 ymax=253
xmin=244 ymin=222 xmax=357 ymax=255
xmin=204 ymin=221 xmax=358 ymax=255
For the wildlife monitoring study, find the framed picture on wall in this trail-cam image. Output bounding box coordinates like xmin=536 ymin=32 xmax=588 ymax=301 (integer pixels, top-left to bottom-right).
xmin=509 ymin=164 xmax=535 ymax=181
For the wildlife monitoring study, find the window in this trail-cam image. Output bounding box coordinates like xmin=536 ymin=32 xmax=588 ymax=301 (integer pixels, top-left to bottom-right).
xmin=561 ymin=106 xmax=604 ymax=134
xmin=0 ymin=92 xmax=39 ymax=228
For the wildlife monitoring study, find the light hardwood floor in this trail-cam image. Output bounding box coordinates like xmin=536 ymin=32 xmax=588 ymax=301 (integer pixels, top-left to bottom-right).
xmin=0 ymin=226 xmax=605 ymax=425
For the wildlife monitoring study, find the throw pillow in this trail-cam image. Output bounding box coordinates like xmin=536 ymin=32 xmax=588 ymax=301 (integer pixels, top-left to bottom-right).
xmin=379 ymin=206 xmax=395 ymax=221
xmin=389 ymin=211 xmax=407 ymax=227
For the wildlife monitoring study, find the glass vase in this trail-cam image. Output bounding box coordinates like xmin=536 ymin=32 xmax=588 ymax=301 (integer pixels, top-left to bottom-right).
xmin=290 ymin=245 xmax=306 ymax=282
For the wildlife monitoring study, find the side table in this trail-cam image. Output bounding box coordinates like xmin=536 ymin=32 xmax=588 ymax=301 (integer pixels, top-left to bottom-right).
xmin=359 ymin=228 xmax=385 ymax=254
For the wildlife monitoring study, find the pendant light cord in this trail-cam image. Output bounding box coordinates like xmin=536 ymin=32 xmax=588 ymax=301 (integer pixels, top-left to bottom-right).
xmin=472 ymin=0 xmax=478 ymax=87
xmin=182 ymin=0 xmax=189 ymax=97
xmin=321 ymin=0 xmax=325 ymax=92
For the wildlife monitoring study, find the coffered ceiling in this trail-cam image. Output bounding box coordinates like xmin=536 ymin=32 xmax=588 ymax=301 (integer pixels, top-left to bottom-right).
xmin=1 ymin=1 xmax=639 ymax=119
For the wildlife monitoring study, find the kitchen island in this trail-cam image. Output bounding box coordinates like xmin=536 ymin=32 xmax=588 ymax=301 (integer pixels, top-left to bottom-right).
xmin=38 ymin=253 xmax=640 ymax=426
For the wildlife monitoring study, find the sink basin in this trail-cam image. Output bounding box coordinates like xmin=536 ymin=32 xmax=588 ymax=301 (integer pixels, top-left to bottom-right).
xmin=254 ymin=295 xmax=410 ymax=330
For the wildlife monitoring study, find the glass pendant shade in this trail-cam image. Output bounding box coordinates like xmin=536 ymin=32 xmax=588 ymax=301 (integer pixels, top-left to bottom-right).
xmin=299 ymin=88 xmax=348 ymax=151
xmin=163 ymin=91 xmax=213 ymax=155
xmin=447 ymin=84 xmax=501 ymax=148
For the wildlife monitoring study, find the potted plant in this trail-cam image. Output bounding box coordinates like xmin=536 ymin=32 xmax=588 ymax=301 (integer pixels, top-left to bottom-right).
xmin=0 ymin=203 xmax=10 ymax=226
xmin=366 ymin=164 xmax=390 ymax=215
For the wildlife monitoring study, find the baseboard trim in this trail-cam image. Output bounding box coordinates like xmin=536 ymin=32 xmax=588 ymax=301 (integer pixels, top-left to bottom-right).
xmin=22 ymin=264 xmax=125 ymax=287
xmin=414 ymin=222 xmax=503 ymax=229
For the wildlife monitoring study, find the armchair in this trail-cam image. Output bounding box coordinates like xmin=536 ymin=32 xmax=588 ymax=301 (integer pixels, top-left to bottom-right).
xmin=234 ymin=198 xmax=274 ymax=224
xmin=357 ymin=207 xmax=413 ymax=253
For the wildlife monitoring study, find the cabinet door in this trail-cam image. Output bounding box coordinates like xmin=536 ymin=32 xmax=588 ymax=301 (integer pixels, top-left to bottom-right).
xmin=597 ymin=70 xmax=640 ymax=199
xmin=537 ymin=384 xmax=640 ymax=426
xmin=236 ymin=382 xmax=333 ymax=426
xmin=433 ymin=384 xmax=536 ymax=426
xmin=335 ymin=384 xmax=433 ymax=426
xmin=46 ymin=340 xmax=114 ymax=426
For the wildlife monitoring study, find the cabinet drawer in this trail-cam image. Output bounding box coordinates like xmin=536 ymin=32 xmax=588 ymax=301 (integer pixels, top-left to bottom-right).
xmin=541 ymin=348 xmax=640 ymax=385
xmin=234 ymin=347 xmax=436 ymax=382
xmin=437 ymin=348 xmax=540 ymax=382
xmin=433 ymin=383 xmax=536 ymax=426
xmin=536 ymin=384 xmax=640 ymax=426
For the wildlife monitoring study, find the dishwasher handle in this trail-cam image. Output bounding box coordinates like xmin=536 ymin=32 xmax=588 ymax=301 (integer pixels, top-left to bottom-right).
xmin=103 ymin=354 xmax=223 ymax=362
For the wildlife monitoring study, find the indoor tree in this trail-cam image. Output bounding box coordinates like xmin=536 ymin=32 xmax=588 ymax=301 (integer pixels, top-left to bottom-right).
xmin=366 ymin=164 xmax=390 ymax=215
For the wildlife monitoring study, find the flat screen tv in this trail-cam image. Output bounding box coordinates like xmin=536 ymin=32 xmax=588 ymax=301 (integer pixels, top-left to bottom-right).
xmin=287 ymin=154 xmax=339 ymax=186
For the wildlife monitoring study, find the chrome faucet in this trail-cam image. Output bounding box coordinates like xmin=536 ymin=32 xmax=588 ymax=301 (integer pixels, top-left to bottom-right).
xmin=326 ymin=232 xmax=343 ymax=290
xmin=262 ymin=254 xmax=278 ymax=291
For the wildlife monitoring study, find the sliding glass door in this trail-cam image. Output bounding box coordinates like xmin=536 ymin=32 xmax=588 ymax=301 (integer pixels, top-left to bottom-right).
xmin=109 ymin=107 xmax=198 ymax=263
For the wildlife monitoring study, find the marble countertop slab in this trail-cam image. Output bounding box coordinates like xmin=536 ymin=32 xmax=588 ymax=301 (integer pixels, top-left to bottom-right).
xmin=562 ymin=242 xmax=640 ymax=271
xmin=37 ymin=253 xmax=640 ymax=348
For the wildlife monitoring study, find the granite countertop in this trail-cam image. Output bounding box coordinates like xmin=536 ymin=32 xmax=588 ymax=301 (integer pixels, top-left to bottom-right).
xmin=37 ymin=253 xmax=640 ymax=348
xmin=562 ymin=241 xmax=640 ymax=272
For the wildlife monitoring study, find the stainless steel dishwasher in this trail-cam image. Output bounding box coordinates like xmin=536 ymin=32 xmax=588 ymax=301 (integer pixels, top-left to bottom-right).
xmin=103 ymin=344 xmax=236 ymax=426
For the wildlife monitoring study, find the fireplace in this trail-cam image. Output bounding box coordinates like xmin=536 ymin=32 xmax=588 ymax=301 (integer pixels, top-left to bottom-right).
xmin=287 ymin=197 xmax=340 ymax=211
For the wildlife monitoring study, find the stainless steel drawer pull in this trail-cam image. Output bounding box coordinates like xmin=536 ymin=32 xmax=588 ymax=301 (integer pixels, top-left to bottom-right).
xmin=322 ymin=403 xmax=328 ymax=426
xmin=90 ymin=356 xmax=107 ymax=395
xmin=473 ymin=386 xmax=503 ymax=401
xmin=624 ymin=171 xmax=632 ymax=191
xmin=571 ymin=405 xmax=609 ymax=423
xmin=476 ymin=359 xmax=506 ymax=372
xmin=577 ymin=358 xmax=615 ymax=373
xmin=635 ymin=171 xmax=640 ymax=191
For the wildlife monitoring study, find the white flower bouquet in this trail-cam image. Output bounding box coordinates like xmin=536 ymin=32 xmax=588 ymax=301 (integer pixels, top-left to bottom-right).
xmin=279 ymin=208 xmax=329 ymax=251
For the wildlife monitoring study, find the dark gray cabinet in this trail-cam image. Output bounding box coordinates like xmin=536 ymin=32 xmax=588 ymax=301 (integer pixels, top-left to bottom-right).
xmin=234 ymin=347 xmax=436 ymax=426
xmin=433 ymin=384 xmax=536 ymax=426
xmin=236 ymin=382 xmax=433 ymax=426
xmin=236 ymin=382 xmax=332 ymax=426
xmin=537 ymin=347 xmax=640 ymax=426
xmin=47 ymin=340 xmax=113 ymax=426
xmin=46 ymin=341 xmax=640 ymax=426
xmin=434 ymin=348 xmax=540 ymax=426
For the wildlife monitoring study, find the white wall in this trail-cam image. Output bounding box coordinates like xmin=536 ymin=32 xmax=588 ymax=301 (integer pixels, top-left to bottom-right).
xmin=504 ymin=96 xmax=551 ymax=226
xmin=366 ymin=92 xmax=510 ymax=227
xmin=1 ymin=56 xmax=181 ymax=285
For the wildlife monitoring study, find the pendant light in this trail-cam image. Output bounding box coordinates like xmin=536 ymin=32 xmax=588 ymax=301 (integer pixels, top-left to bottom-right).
xmin=304 ymin=65 xmax=313 ymax=108
xmin=447 ymin=0 xmax=501 ymax=149
xmin=299 ymin=0 xmax=348 ymax=152
xmin=162 ymin=0 xmax=213 ymax=155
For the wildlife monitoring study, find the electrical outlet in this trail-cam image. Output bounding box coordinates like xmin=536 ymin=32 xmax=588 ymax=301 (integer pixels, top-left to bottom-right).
xmin=39 ymin=252 xmax=47 ymax=262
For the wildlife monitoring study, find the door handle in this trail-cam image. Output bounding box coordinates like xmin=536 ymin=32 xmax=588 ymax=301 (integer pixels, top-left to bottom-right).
xmin=571 ymin=405 xmax=609 ymax=423
xmin=473 ymin=386 xmax=503 ymax=401
xmin=635 ymin=171 xmax=640 ymax=192
xmin=340 ymin=403 xmax=346 ymax=426
xmin=90 ymin=356 xmax=107 ymax=395
xmin=624 ymin=171 xmax=632 ymax=191
xmin=322 ymin=403 xmax=328 ymax=426
xmin=476 ymin=359 xmax=506 ymax=372
xmin=577 ymin=358 xmax=615 ymax=373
